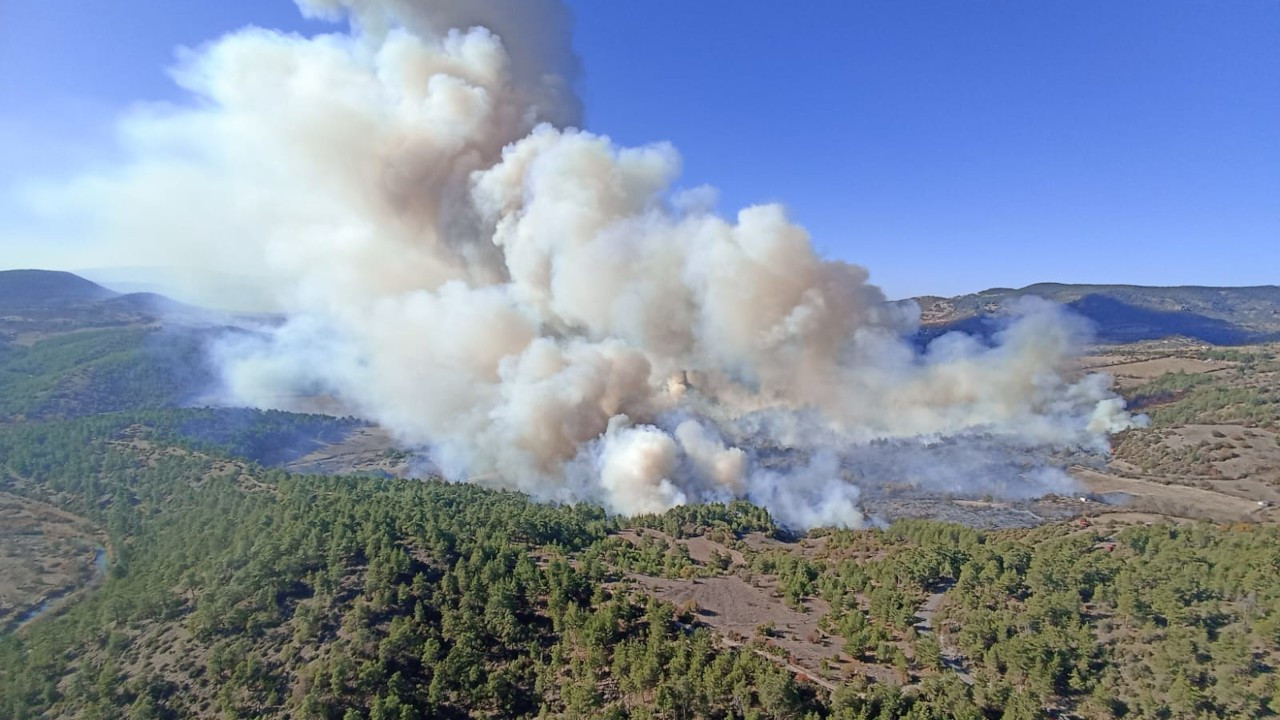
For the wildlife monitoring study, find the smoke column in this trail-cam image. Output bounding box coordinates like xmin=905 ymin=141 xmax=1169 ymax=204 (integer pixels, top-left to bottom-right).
xmin=35 ymin=0 xmax=1143 ymax=528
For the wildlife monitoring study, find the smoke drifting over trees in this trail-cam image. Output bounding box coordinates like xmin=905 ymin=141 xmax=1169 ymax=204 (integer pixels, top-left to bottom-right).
xmin=32 ymin=0 xmax=1142 ymax=527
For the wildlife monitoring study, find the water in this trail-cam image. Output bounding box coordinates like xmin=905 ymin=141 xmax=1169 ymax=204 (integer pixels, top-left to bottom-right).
xmin=6 ymin=546 xmax=108 ymax=631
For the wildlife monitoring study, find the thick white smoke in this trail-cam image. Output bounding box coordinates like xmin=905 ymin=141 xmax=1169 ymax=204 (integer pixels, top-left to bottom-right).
xmin=33 ymin=0 xmax=1144 ymax=528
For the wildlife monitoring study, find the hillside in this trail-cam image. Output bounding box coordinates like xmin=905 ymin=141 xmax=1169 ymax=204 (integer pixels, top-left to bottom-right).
xmin=0 ymin=270 xmax=209 ymax=346
xmin=0 ymin=270 xmax=118 ymax=308
xmin=1 ymin=410 xmax=1278 ymax=719
xmin=8 ymin=271 xmax=1280 ymax=346
xmin=0 ymin=270 xmax=1279 ymax=719
xmin=917 ymin=283 xmax=1280 ymax=345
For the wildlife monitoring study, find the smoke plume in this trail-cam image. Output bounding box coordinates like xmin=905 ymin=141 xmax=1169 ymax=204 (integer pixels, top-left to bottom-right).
xmin=33 ymin=0 xmax=1143 ymax=528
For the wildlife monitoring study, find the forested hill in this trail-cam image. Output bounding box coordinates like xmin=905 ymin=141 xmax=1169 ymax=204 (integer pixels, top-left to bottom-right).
xmin=2 ymin=408 xmax=1278 ymax=719
xmin=0 ymin=270 xmax=203 ymax=341
xmin=0 ymin=269 xmax=118 ymax=307
xmin=2 ymin=269 xmax=1280 ymax=719
xmin=916 ymin=283 xmax=1280 ymax=344
xmin=6 ymin=269 xmax=1279 ymax=346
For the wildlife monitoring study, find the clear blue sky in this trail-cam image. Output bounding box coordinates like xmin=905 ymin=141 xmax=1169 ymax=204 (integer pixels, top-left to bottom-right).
xmin=1 ymin=1 xmax=1276 ymax=298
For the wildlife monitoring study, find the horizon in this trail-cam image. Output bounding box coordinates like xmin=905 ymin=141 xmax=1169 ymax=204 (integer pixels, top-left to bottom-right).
xmin=4 ymin=266 xmax=1280 ymax=307
xmin=2 ymin=6 xmax=1280 ymax=714
xmin=0 ymin=1 xmax=1276 ymax=299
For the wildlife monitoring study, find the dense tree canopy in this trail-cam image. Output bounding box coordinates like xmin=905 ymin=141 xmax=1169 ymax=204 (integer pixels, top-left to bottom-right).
xmin=1 ymin=331 xmax=1278 ymax=719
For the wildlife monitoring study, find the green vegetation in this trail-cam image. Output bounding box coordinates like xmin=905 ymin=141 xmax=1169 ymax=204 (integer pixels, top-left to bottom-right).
xmin=1130 ymin=371 xmax=1214 ymax=405
xmin=2 ymin=411 xmax=1278 ymax=719
xmin=0 ymin=415 xmax=824 ymax=720
xmin=1195 ymin=348 xmax=1272 ymax=364
xmin=1148 ymin=385 xmax=1279 ymax=428
xmin=938 ymin=524 xmax=1279 ymax=718
xmin=0 ymin=327 xmax=211 ymax=420
xmin=1129 ymin=358 xmax=1279 ymax=428
xmin=1 ymin=307 xmax=1277 ymax=718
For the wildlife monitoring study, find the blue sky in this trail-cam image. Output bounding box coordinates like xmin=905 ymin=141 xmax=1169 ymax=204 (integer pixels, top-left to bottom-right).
xmin=1 ymin=1 xmax=1276 ymax=298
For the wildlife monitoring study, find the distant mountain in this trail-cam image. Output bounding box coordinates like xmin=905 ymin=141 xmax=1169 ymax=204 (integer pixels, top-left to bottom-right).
xmin=78 ymin=265 xmax=281 ymax=313
xmin=5 ymin=270 xmax=1278 ymax=347
xmin=0 ymin=269 xmax=118 ymax=307
xmin=98 ymin=291 xmax=205 ymax=317
xmin=0 ymin=270 xmax=210 ymax=343
xmin=916 ymin=283 xmax=1280 ymax=345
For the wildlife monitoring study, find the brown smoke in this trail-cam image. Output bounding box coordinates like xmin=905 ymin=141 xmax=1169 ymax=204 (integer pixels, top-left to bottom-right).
xmin=20 ymin=0 xmax=1144 ymax=527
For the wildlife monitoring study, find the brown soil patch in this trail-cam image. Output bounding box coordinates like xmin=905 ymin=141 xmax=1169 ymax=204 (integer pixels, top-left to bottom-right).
xmin=1072 ymin=467 xmax=1271 ymax=523
xmin=1160 ymin=425 xmax=1280 ymax=481
xmin=1076 ymin=356 xmax=1234 ymax=389
xmin=615 ymin=529 xmax=747 ymax=567
xmin=0 ymin=492 xmax=103 ymax=627
xmin=285 ymin=426 xmax=410 ymax=477
xmin=1112 ymin=424 xmax=1280 ymax=508
xmin=623 ymin=573 xmax=839 ymax=676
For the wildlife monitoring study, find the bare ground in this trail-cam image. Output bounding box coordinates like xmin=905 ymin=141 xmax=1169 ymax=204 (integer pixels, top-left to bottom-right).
xmin=614 ymin=529 xmax=912 ymax=688
xmin=912 ymin=588 xmax=972 ymax=686
xmin=284 ymin=426 xmax=411 ymax=478
xmin=0 ymin=492 xmax=104 ymax=629
xmin=615 ymin=528 xmax=748 ymax=567
xmin=1071 ymin=467 xmax=1274 ymax=523
xmin=621 ymin=572 xmax=850 ymax=683
xmin=1075 ymin=355 xmax=1237 ymax=389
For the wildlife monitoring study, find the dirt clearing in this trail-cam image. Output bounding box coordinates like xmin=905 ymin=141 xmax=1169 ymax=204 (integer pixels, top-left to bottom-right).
xmin=622 ymin=573 xmax=839 ymax=677
xmin=285 ymin=426 xmax=411 ymax=477
xmin=1072 ymin=467 xmax=1272 ymax=523
xmin=0 ymin=492 xmax=104 ymax=629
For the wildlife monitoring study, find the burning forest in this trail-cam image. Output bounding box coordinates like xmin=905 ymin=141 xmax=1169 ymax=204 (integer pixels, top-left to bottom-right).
xmin=30 ymin=0 xmax=1144 ymax=528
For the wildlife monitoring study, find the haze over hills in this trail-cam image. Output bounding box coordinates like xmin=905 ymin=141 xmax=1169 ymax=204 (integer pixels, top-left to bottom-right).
xmin=1 ymin=0 xmax=1276 ymax=715
xmin=0 ymin=270 xmax=164 ymax=346
xmin=6 ymin=268 xmax=1278 ymax=348
xmin=1 ymin=262 xmax=1279 ymax=719
xmin=0 ymin=270 xmax=227 ymax=345
xmin=0 ymin=270 xmax=118 ymax=308
xmin=915 ymin=283 xmax=1280 ymax=345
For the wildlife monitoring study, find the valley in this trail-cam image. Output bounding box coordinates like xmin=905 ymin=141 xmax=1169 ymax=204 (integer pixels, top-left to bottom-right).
xmin=1 ymin=270 xmax=1279 ymax=719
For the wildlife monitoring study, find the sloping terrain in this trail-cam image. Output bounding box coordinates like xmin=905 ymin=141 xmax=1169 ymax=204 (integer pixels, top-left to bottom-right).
xmin=917 ymin=283 xmax=1280 ymax=344
xmin=0 ymin=492 xmax=104 ymax=632
xmin=6 ymin=416 xmax=1277 ymax=720
xmin=284 ymin=426 xmax=412 ymax=478
xmin=1 ymin=271 xmax=1279 ymax=719
xmin=1091 ymin=342 xmax=1280 ymax=524
xmin=0 ymin=270 xmax=212 ymax=346
xmin=0 ymin=326 xmax=214 ymax=420
xmin=0 ymin=270 xmax=118 ymax=307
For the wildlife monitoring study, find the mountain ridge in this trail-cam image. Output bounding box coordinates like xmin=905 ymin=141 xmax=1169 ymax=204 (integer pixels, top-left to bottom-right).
xmin=914 ymin=282 xmax=1280 ymax=345
xmin=6 ymin=269 xmax=1279 ymax=345
xmin=0 ymin=269 xmax=118 ymax=307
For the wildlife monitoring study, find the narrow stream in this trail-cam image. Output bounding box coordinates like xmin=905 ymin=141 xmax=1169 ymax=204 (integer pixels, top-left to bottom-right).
xmin=6 ymin=546 xmax=108 ymax=631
